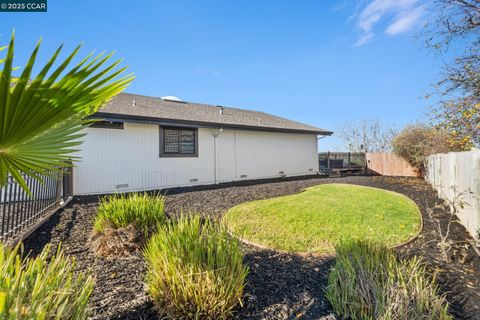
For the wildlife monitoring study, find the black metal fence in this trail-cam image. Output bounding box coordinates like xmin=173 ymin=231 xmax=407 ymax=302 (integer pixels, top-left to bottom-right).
xmin=62 ymin=167 xmax=73 ymax=201
xmin=319 ymin=152 xmax=366 ymax=169
xmin=0 ymin=169 xmax=73 ymax=243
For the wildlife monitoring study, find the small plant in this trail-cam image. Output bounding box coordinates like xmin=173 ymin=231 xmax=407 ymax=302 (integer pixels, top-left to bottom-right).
xmin=91 ymin=193 xmax=167 ymax=257
xmin=94 ymin=193 xmax=166 ymax=232
xmin=144 ymin=215 xmax=249 ymax=319
xmin=0 ymin=243 xmax=94 ymax=320
xmin=383 ymin=257 xmax=451 ymax=319
xmin=326 ymin=240 xmax=390 ymax=319
xmin=326 ymin=240 xmax=452 ymax=320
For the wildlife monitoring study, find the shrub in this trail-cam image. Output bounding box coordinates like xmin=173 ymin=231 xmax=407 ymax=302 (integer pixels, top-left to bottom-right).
xmin=383 ymin=257 xmax=451 ymax=319
xmin=94 ymin=193 xmax=166 ymax=232
xmin=0 ymin=243 xmax=94 ymax=319
xmin=91 ymin=193 xmax=167 ymax=257
xmin=326 ymin=240 xmax=451 ymax=320
xmin=326 ymin=240 xmax=390 ymax=319
xmin=392 ymin=124 xmax=452 ymax=175
xmin=144 ymin=215 xmax=249 ymax=319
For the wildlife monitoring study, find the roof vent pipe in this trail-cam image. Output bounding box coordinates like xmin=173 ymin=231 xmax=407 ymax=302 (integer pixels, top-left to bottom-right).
xmin=132 ymin=99 xmax=136 ymax=107
xmin=217 ymin=105 xmax=224 ymax=114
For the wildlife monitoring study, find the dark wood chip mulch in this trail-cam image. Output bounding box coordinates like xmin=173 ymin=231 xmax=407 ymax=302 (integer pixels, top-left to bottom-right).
xmin=22 ymin=176 xmax=480 ymax=320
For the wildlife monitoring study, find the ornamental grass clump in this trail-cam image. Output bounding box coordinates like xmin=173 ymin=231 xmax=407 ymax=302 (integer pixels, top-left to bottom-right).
xmin=0 ymin=243 xmax=94 ymax=320
xmin=91 ymin=193 xmax=166 ymax=257
xmin=144 ymin=215 xmax=249 ymax=319
xmin=94 ymin=193 xmax=166 ymax=232
xmin=326 ymin=240 xmax=451 ymax=320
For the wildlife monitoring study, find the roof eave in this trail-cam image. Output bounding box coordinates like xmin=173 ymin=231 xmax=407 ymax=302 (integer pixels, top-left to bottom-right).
xmin=91 ymin=112 xmax=333 ymax=136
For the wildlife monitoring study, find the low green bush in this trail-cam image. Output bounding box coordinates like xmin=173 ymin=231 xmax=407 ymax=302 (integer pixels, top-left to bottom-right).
xmin=392 ymin=124 xmax=452 ymax=175
xmin=94 ymin=193 xmax=166 ymax=233
xmin=144 ymin=215 xmax=249 ymax=319
xmin=0 ymin=243 xmax=94 ymax=320
xmin=326 ymin=240 xmax=451 ymax=320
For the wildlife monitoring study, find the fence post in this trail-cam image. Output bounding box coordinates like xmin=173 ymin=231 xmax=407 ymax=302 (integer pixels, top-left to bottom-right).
xmin=56 ymin=169 xmax=63 ymax=205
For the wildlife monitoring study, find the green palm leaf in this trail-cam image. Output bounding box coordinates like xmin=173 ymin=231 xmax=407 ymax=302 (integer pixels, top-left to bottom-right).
xmin=0 ymin=32 xmax=134 ymax=192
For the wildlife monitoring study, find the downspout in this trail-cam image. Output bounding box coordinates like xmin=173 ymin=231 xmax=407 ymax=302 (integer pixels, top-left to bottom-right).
xmin=213 ymin=126 xmax=223 ymax=184
xmin=234 ymin=130 xmax=238 ymax=179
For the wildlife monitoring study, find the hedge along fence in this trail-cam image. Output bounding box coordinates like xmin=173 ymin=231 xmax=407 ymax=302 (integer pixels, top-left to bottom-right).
xmin=425 ymin=148 xmax=480 ymax=239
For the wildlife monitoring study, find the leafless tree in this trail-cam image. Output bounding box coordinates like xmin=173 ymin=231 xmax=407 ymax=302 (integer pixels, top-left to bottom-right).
xmin=338 ymin=119 xmax=397 ymax=153
xmin=425 ymin=0 xmax=480 ymax=148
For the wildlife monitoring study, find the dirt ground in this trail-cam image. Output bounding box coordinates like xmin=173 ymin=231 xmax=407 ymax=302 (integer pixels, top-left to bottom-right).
xmin=23 ymin=176 xmax=480 ymax=320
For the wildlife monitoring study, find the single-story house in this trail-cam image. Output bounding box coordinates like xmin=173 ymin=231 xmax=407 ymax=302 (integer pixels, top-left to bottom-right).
xmin=73 ymin=93 xmax=332 ymax=195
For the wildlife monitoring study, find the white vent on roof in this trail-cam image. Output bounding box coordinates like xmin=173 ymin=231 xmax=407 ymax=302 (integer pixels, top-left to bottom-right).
xmin=161 ymin=96 xmax=184 ymax=103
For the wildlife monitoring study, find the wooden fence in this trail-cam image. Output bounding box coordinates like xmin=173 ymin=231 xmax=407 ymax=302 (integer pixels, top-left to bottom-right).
xmin=426 ymin=148 xmax=480 ymax=239
xmin=365 ymin=152 xmax=417 ymax=177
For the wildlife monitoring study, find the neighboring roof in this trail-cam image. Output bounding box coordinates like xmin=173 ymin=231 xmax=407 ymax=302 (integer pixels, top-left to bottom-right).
xmin=94 ymin=92 xmax=333 ymax=135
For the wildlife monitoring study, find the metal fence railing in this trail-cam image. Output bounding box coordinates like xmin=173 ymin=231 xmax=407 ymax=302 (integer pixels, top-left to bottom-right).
xmin=319 ymin=152 xmax=366 ymax=169
xmin=0 ymin=169 xmax=73 ymax=243
xmin=62 ymin=167 xmax=73 ymax=203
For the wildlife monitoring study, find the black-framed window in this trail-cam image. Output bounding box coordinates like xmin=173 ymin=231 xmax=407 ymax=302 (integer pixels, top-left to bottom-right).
xmin=90 ymin=121 xmax=124 ymax=129
xmin=159 ymin=126 xmax=198 ymax=157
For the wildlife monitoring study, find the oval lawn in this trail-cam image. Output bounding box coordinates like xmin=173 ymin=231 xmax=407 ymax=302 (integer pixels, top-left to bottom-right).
xmin=224 ymin=184 xmax=421 ymax=254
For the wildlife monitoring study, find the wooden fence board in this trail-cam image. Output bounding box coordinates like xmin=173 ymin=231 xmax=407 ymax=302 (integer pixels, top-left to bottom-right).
xmin=426 ymin=148 xmax=480 ymax=239
xmin=365 ymin=152 xmax=417 ymax=177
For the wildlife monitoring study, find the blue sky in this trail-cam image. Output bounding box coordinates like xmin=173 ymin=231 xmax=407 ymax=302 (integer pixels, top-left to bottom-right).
xmin=1 ymin=0 xmax=446 ymax=150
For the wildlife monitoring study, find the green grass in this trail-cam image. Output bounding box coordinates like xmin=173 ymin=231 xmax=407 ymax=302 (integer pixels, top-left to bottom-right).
xmin=93 ymin=193 xmax=166 ymax=233
xmin=0 ymin=243 xmax=94 ymax=320
xmin=224 ymin=184 xmax=421 ymax=253
xmin=144 ymin=215 xmax=249 ymax=319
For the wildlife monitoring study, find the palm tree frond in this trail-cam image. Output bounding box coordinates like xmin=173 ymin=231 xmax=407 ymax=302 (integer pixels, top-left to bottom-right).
xmin=0 ymin=33 xmax=133 ymax=192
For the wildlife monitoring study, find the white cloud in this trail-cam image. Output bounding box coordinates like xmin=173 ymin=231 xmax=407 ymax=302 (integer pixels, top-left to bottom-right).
xmin=330 ymin=1 xmax=349 ymax=12
xmin=354 ymin=32 xmax=374 ymax=47
xmin=352 ymin=0 xmax=426 ymax=46
xmin=385 ymin=6 xmax=425 ymax=35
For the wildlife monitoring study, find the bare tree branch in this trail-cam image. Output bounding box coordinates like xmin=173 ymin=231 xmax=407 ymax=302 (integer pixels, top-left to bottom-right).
xmin=338 ymin=119 xmax=397 ymax=152
xmin=425 ymin=0 xmax=480 ymax=149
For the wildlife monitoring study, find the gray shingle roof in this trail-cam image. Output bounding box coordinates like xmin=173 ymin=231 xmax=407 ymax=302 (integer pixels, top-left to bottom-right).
xmin=94 ymin=92 xmax=332 ymax=135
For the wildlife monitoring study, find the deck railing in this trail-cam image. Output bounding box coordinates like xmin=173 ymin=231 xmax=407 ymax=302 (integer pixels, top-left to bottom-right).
xmin=0 ymin=169 xmax=72 ymax=243
xmin=319 ymin=152 xmax=366 ymax=169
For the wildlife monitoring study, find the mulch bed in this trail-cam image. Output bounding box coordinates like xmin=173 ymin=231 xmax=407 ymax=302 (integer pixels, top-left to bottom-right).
xmin=22 ymin=176 xmax=480 ymax=320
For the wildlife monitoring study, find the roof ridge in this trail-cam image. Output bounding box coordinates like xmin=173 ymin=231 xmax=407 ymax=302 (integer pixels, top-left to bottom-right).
xmin=122 ymin=92 xmax=263 ymax=113
xmin=104 ymin=92 xmax=333 ymax=135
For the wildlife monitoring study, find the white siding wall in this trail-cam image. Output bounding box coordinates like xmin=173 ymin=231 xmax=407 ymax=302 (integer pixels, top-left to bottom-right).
xmin=73 ymin=122 xmax=319 ymax=195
